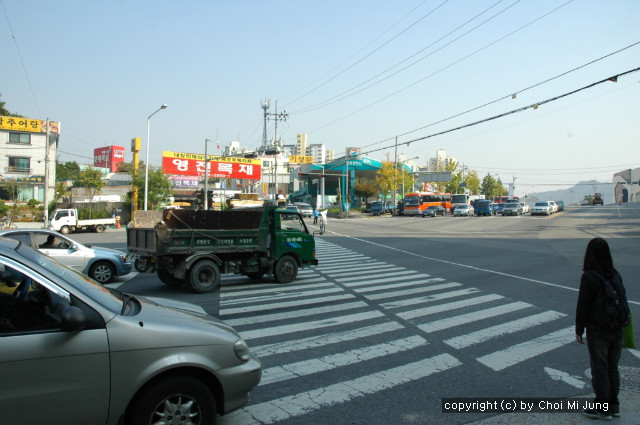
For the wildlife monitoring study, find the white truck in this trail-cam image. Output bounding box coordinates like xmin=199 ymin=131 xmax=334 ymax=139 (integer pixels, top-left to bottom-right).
xmin=48 ymin=208 xmax=116 ymax=234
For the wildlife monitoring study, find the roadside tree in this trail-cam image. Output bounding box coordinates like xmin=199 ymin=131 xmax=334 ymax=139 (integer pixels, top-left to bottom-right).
xmin=353 ymin=179 xmax=378 ymax=206
xmin=130 ymin=165 xmax=172 ymax=210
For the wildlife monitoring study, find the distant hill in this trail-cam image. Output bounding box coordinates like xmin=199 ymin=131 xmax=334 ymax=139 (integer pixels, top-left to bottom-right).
xmin=523 ymin=180 xmax=613 ymax=206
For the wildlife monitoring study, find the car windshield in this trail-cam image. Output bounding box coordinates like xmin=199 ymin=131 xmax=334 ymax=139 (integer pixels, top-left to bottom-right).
xmin=535 ymin=202 xmax=549 ymax=206
xmin=15 ymin=242 xmax=125 ymax=313
xmin=427 ymin=206 xmax=439 ymax=210
xmin=505 ymin=203 xmax=519 ymax=207
xmin=404 ymin=197 xmax=420 ymax=206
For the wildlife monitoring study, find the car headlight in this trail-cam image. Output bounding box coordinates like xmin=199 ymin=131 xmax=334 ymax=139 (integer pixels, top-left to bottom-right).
xmin=234 ymin=338 xmax=251 ymax=361
xmin=120 ymin=254 xmax=127 ymax=262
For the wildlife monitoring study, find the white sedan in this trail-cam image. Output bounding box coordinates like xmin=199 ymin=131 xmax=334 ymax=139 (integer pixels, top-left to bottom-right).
xmin=453 ymin=204 xmax=474 ymax=216
xmin=530 ymin=201 xmax=552 ymax=216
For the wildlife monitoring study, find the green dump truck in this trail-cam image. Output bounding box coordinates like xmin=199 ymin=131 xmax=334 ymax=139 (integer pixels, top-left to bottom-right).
xmin=127 ymin=206 xmax=318 ymax=293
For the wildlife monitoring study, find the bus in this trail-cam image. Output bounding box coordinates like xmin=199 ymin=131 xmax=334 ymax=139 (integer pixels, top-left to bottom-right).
xmin=492 ymin=195 xmax=519 ymax=204
xmin=403 ymin=192 xmax=452 ymax=216
xmin=450 ymin=193 xmax=470 ymax=213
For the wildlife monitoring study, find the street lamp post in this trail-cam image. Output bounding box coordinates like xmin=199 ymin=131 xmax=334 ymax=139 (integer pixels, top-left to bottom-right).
xmin=401 ymin=156 xmax=419 ymax=200
xmin=143 ymin=104 xmax=168 ymax=210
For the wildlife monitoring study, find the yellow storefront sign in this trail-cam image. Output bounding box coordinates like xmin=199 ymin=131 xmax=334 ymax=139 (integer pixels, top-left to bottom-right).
xmin=289 ymin=155 xmax=314 ymax=164
xmin=0 ymin=116 xmax=60 ymax=133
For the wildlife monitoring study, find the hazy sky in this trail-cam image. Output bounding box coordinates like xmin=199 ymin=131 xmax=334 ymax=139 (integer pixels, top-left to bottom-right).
xmin=2 ymin=0 xmax=638 ymax=196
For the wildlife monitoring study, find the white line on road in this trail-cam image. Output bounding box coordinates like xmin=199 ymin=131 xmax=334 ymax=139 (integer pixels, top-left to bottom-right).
xmin=222 ymin=353 xmax=462 ymax=425
xmin=418 ymin=301 xmax=532 ymax=333
xmin=444 ymin=310 xmax=567 ymax=349
xmin=223 ymin=300 xmax=367 ymax=327
xmin=260 ymin=335 xmax=427 ymax=385
xmin=477 ymin=326 xmax=575 ymax=371
xmin=251 ymin=321 xmax=406 ymax=358
xmin=398 ymin=294 xmax=504 ymax=321
xmin=238 ymin=310 xmax=386 ymax=340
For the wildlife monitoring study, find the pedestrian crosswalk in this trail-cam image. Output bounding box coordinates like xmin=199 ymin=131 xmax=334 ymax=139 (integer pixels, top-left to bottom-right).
xmin=217 ymin=239 xmax=575 ymax=424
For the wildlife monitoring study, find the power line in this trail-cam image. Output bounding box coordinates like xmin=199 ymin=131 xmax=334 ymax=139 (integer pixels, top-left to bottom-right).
xmin=304 ymin=0 xmax=575 ymax=135
xmin=360 ymin=40 xmax=640 ymax=150
xmin=284 ymin=0 xmax=446 ymax=107
xmin=291 ymin=0 xmax=515 ymax=115
xmin=0 ymin=0 xmax=41 ymax=118
xmin=361 ymin=67 xmax=640 ymax=155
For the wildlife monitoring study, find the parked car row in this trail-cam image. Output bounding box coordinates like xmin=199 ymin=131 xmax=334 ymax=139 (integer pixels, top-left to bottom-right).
xmin=403 ymin=200 xmax=562 ymax=218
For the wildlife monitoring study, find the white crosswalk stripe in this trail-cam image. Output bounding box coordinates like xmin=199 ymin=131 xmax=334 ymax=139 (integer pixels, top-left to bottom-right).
xmin=223 ymin=354 xmax=462 ymax=425
xmin=217 ymin=238 xmax=573 ymax=424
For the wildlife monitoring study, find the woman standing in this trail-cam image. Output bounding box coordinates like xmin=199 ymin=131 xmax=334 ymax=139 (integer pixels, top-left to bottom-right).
xmin=575 ymin=237 xmax=627 ymax=420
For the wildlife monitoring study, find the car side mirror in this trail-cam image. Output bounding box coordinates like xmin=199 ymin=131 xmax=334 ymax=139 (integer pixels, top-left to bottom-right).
xmin=60 ymin=306 xmax=86 ymax=332
xmin=70 ymin=243 xmax=79 ymax=251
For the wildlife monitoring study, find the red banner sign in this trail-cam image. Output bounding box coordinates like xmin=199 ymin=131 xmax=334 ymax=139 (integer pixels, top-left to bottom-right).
xmin=162 ymin=151 xmax=261 ymax=180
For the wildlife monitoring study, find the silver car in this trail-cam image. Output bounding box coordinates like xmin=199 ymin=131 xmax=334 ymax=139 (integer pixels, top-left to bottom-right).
xmin=294 ymin=202 xmax=314 ymax=218
xmin=0 ymin=237 xmax=261 ymax=425
xmin=0 ymin=229 xmax=131 ymax=284
xmin=531 ymin=201 xmax=552 ymax=216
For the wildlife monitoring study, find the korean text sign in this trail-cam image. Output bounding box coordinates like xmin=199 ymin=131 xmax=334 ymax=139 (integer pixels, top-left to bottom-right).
xmin=162 ymin=151 xmax=262 ymax=180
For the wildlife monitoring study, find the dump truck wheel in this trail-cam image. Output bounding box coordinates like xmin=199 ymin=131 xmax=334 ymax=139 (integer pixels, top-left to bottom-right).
xmin=189 ymin=260 xmax=221 ymax=293
xmin=157 ymin=269 xmax=183 ymax=287
xmin=274 ymin=256 xmax=298 ymax=284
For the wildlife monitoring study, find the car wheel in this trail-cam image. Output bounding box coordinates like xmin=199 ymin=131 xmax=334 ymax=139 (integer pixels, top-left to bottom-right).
xmin=60 ymin=225 xmax=71 ymax=235
xmin=128 ymin=375 xmax=216 ymax=425
xmin=90 ymin=261 xmax=116 ymax=284
xmin=94 ymin=225 xmax=105 ymax=233
xmin=157 ymin=269 xmax=183 ymax=287
xmin=274 ymin=255 xmax=298 ymax=283
xmin=189 ymin=260 xmax=221 ymax=293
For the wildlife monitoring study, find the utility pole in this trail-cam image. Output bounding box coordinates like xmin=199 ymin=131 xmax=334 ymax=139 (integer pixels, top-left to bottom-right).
xmin=43 ymin=119 xmax=51 ymax=226
xmin=131 ymin=137 xmax=141 ymax=217
xmin=260 ymin=99 xmax=288 ymax=200
xmin=392 ymin=137 xmax=398 ymax=212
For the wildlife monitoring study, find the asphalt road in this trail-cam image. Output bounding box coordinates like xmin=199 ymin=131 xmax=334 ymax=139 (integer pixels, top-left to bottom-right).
xmin=77 ymin=203 xmax=640 ymax=424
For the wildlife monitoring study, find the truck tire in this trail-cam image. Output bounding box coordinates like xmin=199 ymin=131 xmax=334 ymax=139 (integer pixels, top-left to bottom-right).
xmin=274 ymin=256 xmax=298 ymax=284
xmin=94 ymin=225 xmax=105 ymax=233
xmin=60 ymin=225 xmax=71 ymax=235
xmin=89 ymin=261 xmax=115 ymax=284
xmin=189 ymin=260 xmax=221 ymax=293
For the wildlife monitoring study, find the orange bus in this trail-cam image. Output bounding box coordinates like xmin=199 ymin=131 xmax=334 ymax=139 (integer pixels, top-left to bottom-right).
xmin=403 ymin=192 xmax=452 ymax=216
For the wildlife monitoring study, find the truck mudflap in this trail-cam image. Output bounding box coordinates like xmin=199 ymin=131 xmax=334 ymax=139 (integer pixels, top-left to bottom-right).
xmin=311 ymin=259 xmax=319 ymax=266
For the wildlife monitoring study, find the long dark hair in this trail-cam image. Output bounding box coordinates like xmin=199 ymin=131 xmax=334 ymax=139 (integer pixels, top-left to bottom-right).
xmin=583 ymin=237 xmax=615 ymax=276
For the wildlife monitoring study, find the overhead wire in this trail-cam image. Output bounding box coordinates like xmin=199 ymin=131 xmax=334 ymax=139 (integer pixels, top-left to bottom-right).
xmin=361 ymin=67 xmax=640 ymax=156
xmin=284 ymin=0 xmax=447 ymax=107
xmin=291 ymin=0 xmax=514 ymax=115
xmin=307 ymin=0 xmax=575 ymax=136
xmin=0 ymin=0 xmax=41 ymax=118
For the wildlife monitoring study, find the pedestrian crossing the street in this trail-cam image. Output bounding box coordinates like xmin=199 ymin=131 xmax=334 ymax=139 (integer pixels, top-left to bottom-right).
xmin=217 ymin=239 xmax=575 ymax=424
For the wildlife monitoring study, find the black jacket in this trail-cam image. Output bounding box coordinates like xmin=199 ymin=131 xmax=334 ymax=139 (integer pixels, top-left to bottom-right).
xmin=575 ymin=270 xmax=624 ymax=335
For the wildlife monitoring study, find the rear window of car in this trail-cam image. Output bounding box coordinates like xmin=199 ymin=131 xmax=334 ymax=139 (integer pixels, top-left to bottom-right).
xmin=505 ymin=203 xmax=519 ymax=207
xmin=535 ymin=202 xmax=549 ymax=206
